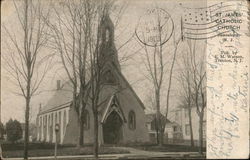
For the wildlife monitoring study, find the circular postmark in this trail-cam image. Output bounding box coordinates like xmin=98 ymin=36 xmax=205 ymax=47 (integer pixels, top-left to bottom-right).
xmin=135 ymin=8 xmax=174 ymax=47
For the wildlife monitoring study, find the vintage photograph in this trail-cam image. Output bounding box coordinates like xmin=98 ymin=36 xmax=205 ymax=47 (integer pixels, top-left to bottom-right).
xmin=1 ymin=0 xmax=248 ymax=159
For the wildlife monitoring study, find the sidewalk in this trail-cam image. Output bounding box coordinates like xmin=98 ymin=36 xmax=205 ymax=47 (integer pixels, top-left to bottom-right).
xmin=4 ymin=147 xmax=206 ymax=160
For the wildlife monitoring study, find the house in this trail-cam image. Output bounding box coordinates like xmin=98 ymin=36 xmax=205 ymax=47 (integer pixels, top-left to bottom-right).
xmin=164 ymin=121 xmax=182 ymax=143
xmin=145 ymin=113 xmax=180 ymax=143
xmin=145 ymin=113 xmax=159 ymax=142
xmin=21 ymin=123 xmax=37 ymax=142
xmin=173 ymin=106 xmax=206 ymax=145
xmin=36 ymin=14 xmax=149 ymax=145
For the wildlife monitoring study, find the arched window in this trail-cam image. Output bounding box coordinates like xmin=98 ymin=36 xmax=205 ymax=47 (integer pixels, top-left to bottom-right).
xmin=51 ymin=113 xmax=53 ymax=127
xmin=48 ymin=115 xmax=51 ymax=136
xmin=105 ymin=29 xmax=109 ymax=42
xmin=83 ymin=110 xmax=90 ymax=130
xmin=128 ymin=110 xmax=136 ymax=130
xmin=55 ymin=113 xmax=58 ymax=124
xmin=63 ymin=110 xmax=67 ymax=134
xmin=48 ymin=115 xmax=51 ymax=126
xmin=44 ymin=115 xmax=47 ymax=139
xmin=39 ymin=116 xmax=42 ymax=140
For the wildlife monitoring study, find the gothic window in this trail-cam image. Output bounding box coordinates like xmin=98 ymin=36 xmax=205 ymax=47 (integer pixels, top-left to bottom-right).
xmin=50 ymin=113 xmax=53 ymax=141
xmin=55 ymin=113 xmax=58 ymax=124
xmin=44 ymin=115 xmax=47 ymax=138
xmin=51 ymin=113 xmax=53 ymax=127
xmin=44 ymin=115 xmax=47 ymax=128
xmin=83 ymin=110 xmax=90 ymax=130
xmin=59 ymin=111 xmax=61 ymax=130
xmin=48 ymin=115 xmax=51 ymax=126
xmin=48 ymin=115 xmax=51 ymax=136
xmin=128 ymin=110 xmax=136 ymax=130
xmin=39 ymin=116 xmax=42 ymax=139
xmin=63 ymin=110 xmax=67 ymax=134
xmin=51 ymin=113 xmax=54 ymax=127
xmin=105 ymin=29 xmax=109 ymax=42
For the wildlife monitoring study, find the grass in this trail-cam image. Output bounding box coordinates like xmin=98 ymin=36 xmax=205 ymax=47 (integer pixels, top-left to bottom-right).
xmin=135 ymin=144 xmax=206 ymax=152
xmin=1 ymin=142 xmax=206 ymax=158
xmin=1 ymin=142 xmax=129 ymax=158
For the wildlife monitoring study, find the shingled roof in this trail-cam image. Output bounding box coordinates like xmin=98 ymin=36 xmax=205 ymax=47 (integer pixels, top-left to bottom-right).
xmin=40 ymin=81 xmax=73 ymax=114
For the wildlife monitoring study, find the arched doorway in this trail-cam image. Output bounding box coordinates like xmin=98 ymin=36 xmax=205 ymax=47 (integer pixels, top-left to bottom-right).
xmin=103 ymin=111 xmax=123 ymax=144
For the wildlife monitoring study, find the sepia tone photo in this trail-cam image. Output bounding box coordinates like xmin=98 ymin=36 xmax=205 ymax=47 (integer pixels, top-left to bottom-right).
xmin=1 ymin=0 xmax=249 ymax=159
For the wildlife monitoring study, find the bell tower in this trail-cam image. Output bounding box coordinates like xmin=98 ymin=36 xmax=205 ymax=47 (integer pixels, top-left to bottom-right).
xmin=99 ymin=13 xmax=120 ymax=70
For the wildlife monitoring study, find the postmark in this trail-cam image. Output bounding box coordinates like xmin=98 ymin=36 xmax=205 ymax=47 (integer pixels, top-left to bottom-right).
xmin=180 ymin=1 xmax=248 ymax=40
xmin=135 ymin=7 xmax=174 ymax=47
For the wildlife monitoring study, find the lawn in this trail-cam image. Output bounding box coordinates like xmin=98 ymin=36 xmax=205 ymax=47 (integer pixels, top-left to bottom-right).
xmin=1 ymin=142 xmax=129 ymax=158
xmin=1 ymin=142 xmax=206 ymax=158
xmin=134 ymin=143 xmax=206 ymax=152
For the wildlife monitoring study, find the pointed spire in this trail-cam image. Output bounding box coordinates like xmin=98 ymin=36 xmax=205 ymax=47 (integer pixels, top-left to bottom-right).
xmin=99 ymin=13 xmax=120 ymax=70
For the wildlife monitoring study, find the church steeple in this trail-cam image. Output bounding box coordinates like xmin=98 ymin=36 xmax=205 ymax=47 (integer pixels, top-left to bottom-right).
xmin=99 ymin=13 xmax=120 ymax=70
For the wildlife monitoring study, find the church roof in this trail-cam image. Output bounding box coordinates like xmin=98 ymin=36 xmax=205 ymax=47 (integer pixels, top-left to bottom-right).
xmin=111 ymin=62 xmax=145 ymax=110
xmin=39 ymin=81 xmax=73 ymax=114
xmin=39 ymin=62 xmax=145 ymax=115
xmin=38 ymin=14 xmax=145 ymax=115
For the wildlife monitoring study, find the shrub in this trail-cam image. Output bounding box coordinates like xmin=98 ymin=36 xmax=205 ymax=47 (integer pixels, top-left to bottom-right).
xmin=6 ymin=119 xmax=23 ymax=143
xmin=0 ymin=122 xmax=5 ymax=139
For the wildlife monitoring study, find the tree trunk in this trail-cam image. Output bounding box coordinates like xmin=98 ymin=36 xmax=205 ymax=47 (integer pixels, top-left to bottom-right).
xmin=159 ymin=127 xmax=164 ymax=146
xmin=93 ymin=109 xmax=99 ymax=160
xmin=78 ymin=91 xmax=85 ymax=147
xmin=155 ymin=90 xmax=163 ymax=146
xmin=23 ymin=0 xmax=30 ymax=159
xmin=78 ymin=119 xmax=84 ymax=147
xmin=198 ymin=114 xmax=204 ymax=155
xmin=188 ymin=107 xmax=194 ymax=147
xmin=155 ymin=117 xmax=159 ymax=145
xmin=24 ymin=95 xmax=30 ymax=160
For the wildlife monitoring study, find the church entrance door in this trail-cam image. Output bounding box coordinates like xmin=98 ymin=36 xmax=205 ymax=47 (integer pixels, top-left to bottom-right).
xmin=103 ymin=111 xmax=123 ymax=144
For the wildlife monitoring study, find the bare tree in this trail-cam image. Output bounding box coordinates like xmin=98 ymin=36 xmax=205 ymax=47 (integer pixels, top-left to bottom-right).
xmin=88 ymin=3 xmax=116 ymax=158
xmin=83 ymin=1 xmax=130 ymax=158
xmin=140 ymin=41 xmax=164 ymax=145
xmin=47 ymin=0 xmax=127 ymax=148
xmin=187 ymin=39 xmax=206 ymax=154
xmin=176 ymin=48 xmax=195 ymax=147
xmin=2 ymin=0 xmax=52 ymax=159
xmin=162 ymin=31 xmax=181 ymax=143
xmin=46 ymin=0 xmax=92 ymax=147
xmin=138 ymin=9 xmax=179 ymax=146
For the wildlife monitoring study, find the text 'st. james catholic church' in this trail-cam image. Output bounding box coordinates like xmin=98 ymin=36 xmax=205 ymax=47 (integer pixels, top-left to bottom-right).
xmin=36 ymin=14 xmax=149 ymax=145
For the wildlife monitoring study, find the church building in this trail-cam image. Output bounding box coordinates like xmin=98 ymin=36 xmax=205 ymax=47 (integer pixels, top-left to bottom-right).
xmin=36 ymin=14 xmax=149 ymax=145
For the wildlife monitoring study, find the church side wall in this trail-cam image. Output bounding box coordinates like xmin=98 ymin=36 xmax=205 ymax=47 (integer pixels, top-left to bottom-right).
xmin=83 ymin=107 xmax=95 ymax=144
xmin=37 ymin=107 xmax=70 ymax=144
xmin=63 ymin=106 xmax=79 ymax=145
xmin=117 ymin=88 xmax=149 ymax=144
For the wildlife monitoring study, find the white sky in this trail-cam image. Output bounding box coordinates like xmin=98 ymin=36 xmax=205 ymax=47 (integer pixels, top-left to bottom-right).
xmin=1 ymin=0 xmax=207 ymax=124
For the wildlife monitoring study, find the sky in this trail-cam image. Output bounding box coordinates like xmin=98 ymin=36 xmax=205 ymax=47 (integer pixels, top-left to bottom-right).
xmin=1 ymin=0 xmax=207 ymax=124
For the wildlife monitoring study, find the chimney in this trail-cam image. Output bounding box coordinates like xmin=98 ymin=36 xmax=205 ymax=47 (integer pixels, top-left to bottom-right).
xmin=57 ymin=80 xmax=61 ymax=90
